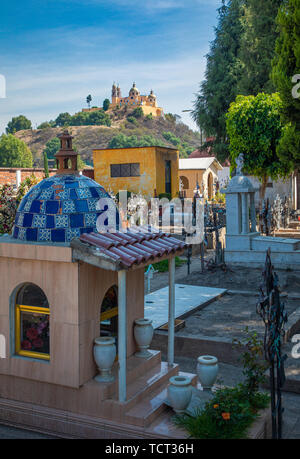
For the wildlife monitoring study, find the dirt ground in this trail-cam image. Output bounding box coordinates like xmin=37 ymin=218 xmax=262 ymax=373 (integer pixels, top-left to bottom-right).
xmin=177 ymin=292 xmax=299 ymax=343
xmin=146 ymin=252 xmax=300 ymax=295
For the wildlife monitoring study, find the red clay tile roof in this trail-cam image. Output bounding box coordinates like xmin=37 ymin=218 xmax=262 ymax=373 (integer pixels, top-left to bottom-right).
xmin=79 ymin=227 xmax=187 ymax=269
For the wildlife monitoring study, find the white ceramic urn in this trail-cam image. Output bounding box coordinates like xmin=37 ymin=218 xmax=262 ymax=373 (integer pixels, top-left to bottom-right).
xmin=93 ymin=337 xmax=116 ymax=383
xmin=197 ymin=355 xmax=219 ymax=390
xmin=167 ymin=375 xmax=193 ymax=414
xmin=134 ymin=318 xmax=154 ymax=358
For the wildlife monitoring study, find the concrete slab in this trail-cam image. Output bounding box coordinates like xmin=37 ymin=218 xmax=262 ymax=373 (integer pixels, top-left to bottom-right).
xmin=145 ymin=284 xmax=227 ymax=330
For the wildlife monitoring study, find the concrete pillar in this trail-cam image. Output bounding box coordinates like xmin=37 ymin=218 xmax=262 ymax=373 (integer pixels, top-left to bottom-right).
xmin=168 ymin=257 xmax=175 ymax=366
xmin=118 ymin=270 xmax=127 ymax=402
xmin=250 ymin=193 xmax=256 ymax=232
xmin=16 ymin=170 xmax=21 ymax=188
xmin=241 ymin=193 xmax=249 ymax=234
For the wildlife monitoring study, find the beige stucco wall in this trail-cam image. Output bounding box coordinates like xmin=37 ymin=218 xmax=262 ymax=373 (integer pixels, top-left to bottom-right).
xmin=0 ymin=241 xmax=145 ymax=390
xmin=179 ymin=164 xmax=219 ymax=199
xmin=0 ymin=246 xmax=80 ymax=388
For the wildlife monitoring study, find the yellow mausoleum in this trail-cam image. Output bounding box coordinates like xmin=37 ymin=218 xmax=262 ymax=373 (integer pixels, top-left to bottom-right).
xmin=93 ymin=146 xmax=179 ymax=199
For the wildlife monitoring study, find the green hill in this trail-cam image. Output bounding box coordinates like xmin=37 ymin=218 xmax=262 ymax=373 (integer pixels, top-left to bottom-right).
xmin=14 ymin=109 xmax=200 ymax=167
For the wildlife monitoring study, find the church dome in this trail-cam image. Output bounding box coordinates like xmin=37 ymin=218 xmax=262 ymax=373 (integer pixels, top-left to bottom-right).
xmin=129 ymin=83 xmax=139 ymax=95
xmin=12 ymin=174 xmax=119 ymax=244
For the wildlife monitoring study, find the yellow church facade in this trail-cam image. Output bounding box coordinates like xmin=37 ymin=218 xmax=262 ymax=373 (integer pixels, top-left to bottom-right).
xmin=93 ymin=146 xmax=179 ymax=199
xmin=111 ymin=83 xmax=164 ymax=118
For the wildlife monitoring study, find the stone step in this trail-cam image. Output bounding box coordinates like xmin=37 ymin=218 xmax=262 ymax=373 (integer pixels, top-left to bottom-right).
xmin=92 ymin=350 xmax=162 ymax=401
xmin=124 ymin=371 xmax=197 ymax=428
xmin=252 ymin=236 xmax=300 ymax=252
xmin=104 ymin=361 xmax=180 ymax=421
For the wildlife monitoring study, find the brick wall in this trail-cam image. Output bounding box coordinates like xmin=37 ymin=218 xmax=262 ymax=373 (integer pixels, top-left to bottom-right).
xmin=0 ymin=168 xmax=94 ymax=186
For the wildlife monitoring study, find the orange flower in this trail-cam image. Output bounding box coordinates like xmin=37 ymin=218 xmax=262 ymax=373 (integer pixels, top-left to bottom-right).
xmin=213 ymin=404 xmax=219 ymax=409
xmin=221 ymin=412 xmax=230 ymax=421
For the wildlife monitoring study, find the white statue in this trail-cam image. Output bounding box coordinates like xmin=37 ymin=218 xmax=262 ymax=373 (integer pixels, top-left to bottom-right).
xmin=236 ymin=154 xmax=244 ymax=176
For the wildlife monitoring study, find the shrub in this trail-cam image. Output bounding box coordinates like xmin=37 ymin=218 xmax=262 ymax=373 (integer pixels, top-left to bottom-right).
xmin=174 ymin=385 xmax=269 ymax=439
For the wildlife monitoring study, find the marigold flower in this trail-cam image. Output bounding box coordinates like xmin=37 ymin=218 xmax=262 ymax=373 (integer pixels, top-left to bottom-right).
xmin=213 ymin=404 xmax=219 ymax=409
xmin=222 ymin=412 xmax=230 ymax=421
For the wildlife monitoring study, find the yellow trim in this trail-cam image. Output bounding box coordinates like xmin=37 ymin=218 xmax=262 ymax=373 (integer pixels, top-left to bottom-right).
xmin=15 ymin=304 xmax=50 ymax=361
xmin=100 ymin=306 xmax=118 ymax=322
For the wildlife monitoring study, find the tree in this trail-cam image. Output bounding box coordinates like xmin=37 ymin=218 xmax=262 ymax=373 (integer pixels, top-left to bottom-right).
xmin=71 ymin=112 xmax=88 ymax=126
xmin=103 ymin=99 xmax=110 ymax=111
xmin=6 ymin=115 xmax=32 ymax=134
xmin=43 ymin=137 xmax=60 ymax=160
xmin=0 ymin=134 xmax=33 ymax=168
xmin=86 ymin=95 xmax=92 ymax=108
xmin=77 ymin=155 xmax=86 ymax=170
xmin=226 ymin=93 xmax=288 ymax=197
xmin=37 ymin=121 xmax=55 ymax=129
xmin=192 ymin=0 xmax=244 ymax=162
xmin=55 ymin=112 xmax=72 ymax=127
xmin=271 ymin=0 xmax=300 ymax=171
xmin=87 ymin=110 xmax=111 ymax=126
xmin=237 ymin=0 xmax=284 ymax=95
xmin=131 ymin=107 xmax=144 ymax=119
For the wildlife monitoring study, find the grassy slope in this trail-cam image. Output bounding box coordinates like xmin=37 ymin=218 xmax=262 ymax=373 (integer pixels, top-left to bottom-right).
xmin=14 ymin=109 xmax=200 ymax=167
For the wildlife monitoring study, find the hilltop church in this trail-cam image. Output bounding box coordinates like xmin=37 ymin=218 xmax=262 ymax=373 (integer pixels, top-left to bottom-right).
xmin=110 ymin=82 xmax=164 ymax=118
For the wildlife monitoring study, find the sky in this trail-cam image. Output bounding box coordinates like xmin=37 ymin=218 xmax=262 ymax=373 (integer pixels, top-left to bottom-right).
xmin=0 ymin=0 xmax=220 ymax=134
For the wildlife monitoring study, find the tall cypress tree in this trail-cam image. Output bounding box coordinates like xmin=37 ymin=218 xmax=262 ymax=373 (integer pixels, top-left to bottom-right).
xmin=192 ymin=0 xmax=244 ymax=162
xmin=272 ymin=0 xmax=300 ymax=170
xmin=238 ymin=0 xmax=284 ymax=95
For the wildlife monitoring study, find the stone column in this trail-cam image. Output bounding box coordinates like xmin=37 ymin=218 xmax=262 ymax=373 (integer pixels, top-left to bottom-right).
xmin=168 ymin=256 xmax=175 ymax=367
xmin=250 ymin=193 xmax=257 ymax=232
xmin=118 ymin=270 xmax=127 ymax=402
xmin=241 ymin=193 xmax=249 ymax=234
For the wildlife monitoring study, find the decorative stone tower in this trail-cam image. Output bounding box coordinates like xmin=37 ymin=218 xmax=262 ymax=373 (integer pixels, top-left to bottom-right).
xmin=111 ymin=82 xmax=118 ymax=105
xmin=55 ymin=131 xmax=78 ymax=174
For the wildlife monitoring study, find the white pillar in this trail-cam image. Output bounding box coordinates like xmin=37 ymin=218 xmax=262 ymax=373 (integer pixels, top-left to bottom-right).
xmin=16 ymin=170 xmax=21 ymax=188
xmin=168 ymin=257 xmax=175 ymax=366
xmin=250 ymin=193 xmax=256 ymax=232
xmin=118 ymin=270 xmax=127 ymax=402
xmin=241 ymin=193 xmax=249 ymax=234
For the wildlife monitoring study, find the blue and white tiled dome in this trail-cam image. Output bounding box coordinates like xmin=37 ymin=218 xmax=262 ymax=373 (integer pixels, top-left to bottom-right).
xmin=12 ymin=174 xmax=118 ymax=244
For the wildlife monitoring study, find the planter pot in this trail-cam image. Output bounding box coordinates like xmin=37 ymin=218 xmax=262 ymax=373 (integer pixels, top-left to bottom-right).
xmin=93 ymin=337 xmax=116 ymax=383
xmin=167 ymin=375 xmax=193 ymax=414
xmin=134 ymin=318 xmax=154 ymax=359
xmin=197 ymin=355 xmax=219 ymax=390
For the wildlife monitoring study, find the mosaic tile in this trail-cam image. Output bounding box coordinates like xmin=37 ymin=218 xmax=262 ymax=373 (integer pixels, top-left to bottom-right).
xmin=18 ymin=227 xmax=26 ymax=241
xmin=77 ymin=188 xmax=92 ymax=199
xmin=84 ymin=213 xmax=97 ymax=227
xmin=51 ymin=229 xmax=66 ymax=243
xmin=17 ymin=213 xmax=24 ymax=226
xmin=23 ymin=213 xmax=33 ymax=227
xmin=26 ymin=228 xmax=38 ymax=241
xmin=66 ymin=228 xmax=81 ymax=240
xmin=62 ymin=200 xmax=76 ymax=213
xmin=32 ymin=214 xmax=47 ymax=228
xmin=87 ymin=199 xmax=99 ymax=212
xmin=55 ymin=215 xmax=69 ymax=228
xmin=30 ymin=200 xmax=42 ymax=213
xmin=40 ymin=189 xmax=54 ymax=200
xmin=75 ymin=200 xmax=89 ymax=213
xmin=38 ymin=229 xmax=51 ymax=242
